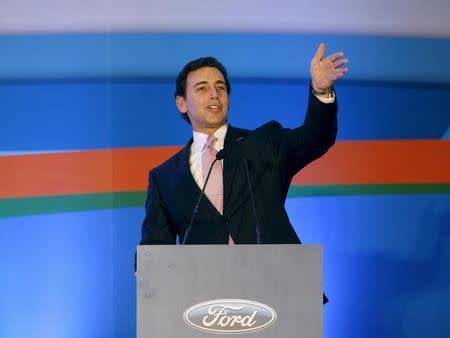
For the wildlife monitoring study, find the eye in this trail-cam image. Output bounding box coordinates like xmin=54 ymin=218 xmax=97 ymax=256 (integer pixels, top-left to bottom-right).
xmin=196 ymin=86 xmax=206 ymax=92
xmin=216 ymin=85 xmax=226 ymax=91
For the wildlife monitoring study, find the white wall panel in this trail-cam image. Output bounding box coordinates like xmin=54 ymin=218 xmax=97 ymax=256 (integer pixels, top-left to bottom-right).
xmin=1 ymin=0 xmax=449 ymax=37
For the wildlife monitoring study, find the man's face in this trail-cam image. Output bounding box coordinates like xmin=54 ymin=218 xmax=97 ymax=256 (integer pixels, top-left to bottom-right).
xmin=176 ymin=66 xmax=229 ymax=135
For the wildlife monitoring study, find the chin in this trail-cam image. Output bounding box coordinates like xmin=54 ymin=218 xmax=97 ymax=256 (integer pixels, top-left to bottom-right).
xmin=207 ymin=117 xmax=226 ymax=126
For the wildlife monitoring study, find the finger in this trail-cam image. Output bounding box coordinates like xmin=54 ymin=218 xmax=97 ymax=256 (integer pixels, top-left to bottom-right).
xmin=333 ymin=68 xmax=349 ymax=77
xmin=314 ymin=43 xmax=326 ymax=60
xmin=327 ymin=51 xmax=344 ymax=62
xmin=331 ymin=72 xmax=344 ymax=81
xmin=333 ymin=58 xmax=349 ymax=68
xmin=328 ymin=67 xmax=348 ymax=80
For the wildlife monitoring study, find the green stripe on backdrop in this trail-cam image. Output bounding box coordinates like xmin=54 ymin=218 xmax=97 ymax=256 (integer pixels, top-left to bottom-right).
xmin=1 ymin=184 xmax=449 ymax=218
xmin=288 ymin=184 xmax=450 ymax=197
xmin=0 ymin=191 xmax=147 ymax=218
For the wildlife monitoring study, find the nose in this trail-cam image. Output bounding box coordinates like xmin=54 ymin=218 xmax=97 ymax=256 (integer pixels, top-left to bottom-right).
xmin=209 ymin=87 xmax=219 ymax=99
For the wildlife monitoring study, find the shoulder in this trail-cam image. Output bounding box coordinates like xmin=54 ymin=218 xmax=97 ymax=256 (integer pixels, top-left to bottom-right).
xmin=248 ymin=121 xmax=285 ymax=145
xmin=253 ymin=120 xmax=283 ymax=134
xmin=228 ymin=121 xmax=283 ymax=139
xmin=226 ymin=121 xmax=286 ymax=160
xmin=149 ymin=144 xmax=189 ymax=181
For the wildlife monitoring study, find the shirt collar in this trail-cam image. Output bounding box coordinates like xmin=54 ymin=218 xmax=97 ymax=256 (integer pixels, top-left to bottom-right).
xmin=192 ymin=124 xmax=228 ymax=154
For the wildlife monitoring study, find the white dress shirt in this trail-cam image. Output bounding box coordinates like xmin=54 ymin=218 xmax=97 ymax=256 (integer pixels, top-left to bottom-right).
xmin=189 ymin=124 xmax=228 ymax=189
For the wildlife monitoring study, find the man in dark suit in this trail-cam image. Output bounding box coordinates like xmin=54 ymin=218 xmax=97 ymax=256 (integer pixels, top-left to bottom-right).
xmin=140 ymin=43 xmax=348 ymax=248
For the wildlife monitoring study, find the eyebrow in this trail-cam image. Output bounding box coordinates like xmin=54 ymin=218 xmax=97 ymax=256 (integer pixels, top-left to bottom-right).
xmin=193 ymin=80 xmax=226 ymax=87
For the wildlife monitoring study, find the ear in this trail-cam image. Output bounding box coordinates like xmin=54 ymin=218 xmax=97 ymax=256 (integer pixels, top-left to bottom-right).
xmin=175 ymin=95 xmax=187 ymax=113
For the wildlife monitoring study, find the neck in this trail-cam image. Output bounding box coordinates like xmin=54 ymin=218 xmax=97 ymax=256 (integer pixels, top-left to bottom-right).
xmin=193 ymin=124 xmax=225 ymax=136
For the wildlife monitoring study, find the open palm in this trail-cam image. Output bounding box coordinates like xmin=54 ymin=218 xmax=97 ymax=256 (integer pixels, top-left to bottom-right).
xmin=310 ymin=43 xmax=349 ymax=90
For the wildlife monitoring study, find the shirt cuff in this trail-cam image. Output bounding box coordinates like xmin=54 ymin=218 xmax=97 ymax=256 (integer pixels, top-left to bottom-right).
xmin=313 ymin=90 xmax=335 ymax=104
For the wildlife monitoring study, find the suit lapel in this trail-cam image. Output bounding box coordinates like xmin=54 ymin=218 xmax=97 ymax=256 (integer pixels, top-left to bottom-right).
xmin=223 ymin=126 xmax=241 ymax=213
xmin=223 ymin=125 xmax=266 ymax=222
xmin=223 ymin=125 xmax=256 ymax=218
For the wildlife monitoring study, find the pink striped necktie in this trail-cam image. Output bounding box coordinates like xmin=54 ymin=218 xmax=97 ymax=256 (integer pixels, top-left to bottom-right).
xmin=202 ymin=135 xmax=234 ymax=244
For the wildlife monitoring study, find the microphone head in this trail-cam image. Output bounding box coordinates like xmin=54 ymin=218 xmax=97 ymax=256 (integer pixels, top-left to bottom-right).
xmin=216 ymin=149 xmax=226 ymax=160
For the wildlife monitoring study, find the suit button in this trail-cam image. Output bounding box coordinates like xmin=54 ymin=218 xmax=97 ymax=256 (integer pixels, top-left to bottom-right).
xmin=224 ymin=218 xmax=229 ymax=224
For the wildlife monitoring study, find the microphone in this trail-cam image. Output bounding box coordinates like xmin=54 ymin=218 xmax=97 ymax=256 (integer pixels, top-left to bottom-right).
xmin=216 ymin=148 xmax=226 ymax=161
xmin=182 ymin=149 xmax=226 ymax=245
xmin=242 ymin=157 xmax=262 ymax=244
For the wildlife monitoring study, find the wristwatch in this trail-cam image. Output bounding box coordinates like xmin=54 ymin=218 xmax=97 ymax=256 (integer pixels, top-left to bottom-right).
xmin=311 ymin=85 xmax=332 ymax=96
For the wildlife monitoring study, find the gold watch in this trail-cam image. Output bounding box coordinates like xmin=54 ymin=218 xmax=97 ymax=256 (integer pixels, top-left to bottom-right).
xmin=312 ymin=85 xmax=332 ymax=96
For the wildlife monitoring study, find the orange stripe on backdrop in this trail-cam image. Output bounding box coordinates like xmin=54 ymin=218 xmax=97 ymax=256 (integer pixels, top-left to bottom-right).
xmin=0 ymin=146 xmax=181 ymax=198
xmin=292 ymin=140 xmax=450 ymax=185
xmin=0 ymin=140 xmax=449 ymax=199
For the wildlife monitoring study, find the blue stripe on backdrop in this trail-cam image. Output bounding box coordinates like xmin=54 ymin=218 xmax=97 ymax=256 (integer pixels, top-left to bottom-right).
xmin=0 ymin=81 xmax=113 ymax=151
xmin=443 ymin=127 xmax=450 ymax=139
xmin=286 ymin=194 xmax=450 ymax=338
xmin=0 ymin=33 xmax=449 ymax=83
xmin=0 ymin=210 xmax=115 ymax=338
xmin=1 ymin=79 xmax=449 ymax=151
xmin=111 ymin=207 xmax=142 ymax=338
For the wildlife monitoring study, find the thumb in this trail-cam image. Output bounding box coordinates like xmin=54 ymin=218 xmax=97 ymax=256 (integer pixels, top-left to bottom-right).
xmin=314 ymin=43 xmax=326 ymax=61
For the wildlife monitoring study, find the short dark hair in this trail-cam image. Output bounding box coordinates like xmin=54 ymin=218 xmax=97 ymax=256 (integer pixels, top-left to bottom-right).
xmin=174 ymin=56 xmax=231 ymax=124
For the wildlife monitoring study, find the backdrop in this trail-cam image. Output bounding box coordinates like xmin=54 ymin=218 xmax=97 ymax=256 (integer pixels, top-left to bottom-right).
xmin=1 ymin=2 xmax=449 ymax=338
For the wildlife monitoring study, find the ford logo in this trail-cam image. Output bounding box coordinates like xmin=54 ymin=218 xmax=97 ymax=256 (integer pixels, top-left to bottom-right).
xmin=183 ymin=299 xmax=277 ymax=334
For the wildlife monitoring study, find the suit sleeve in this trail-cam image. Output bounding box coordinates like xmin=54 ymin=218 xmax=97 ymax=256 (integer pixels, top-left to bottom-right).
xmin=276 ymin=84 xmax=338 ymax=177
xmin=140 ymin=170 xmax=177 ymax=245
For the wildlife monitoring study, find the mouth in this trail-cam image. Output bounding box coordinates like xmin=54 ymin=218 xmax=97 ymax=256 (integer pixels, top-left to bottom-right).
xmin=207 ymin=104 xmax=222 ymax=112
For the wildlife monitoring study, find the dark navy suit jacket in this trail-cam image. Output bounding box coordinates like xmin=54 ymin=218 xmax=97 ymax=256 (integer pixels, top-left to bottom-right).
xmin=140 ymin=89 xmax=337 ymax=302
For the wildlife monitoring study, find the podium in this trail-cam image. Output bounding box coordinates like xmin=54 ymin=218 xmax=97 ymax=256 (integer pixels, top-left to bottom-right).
xmin=136 ymin=244 xmax=323 ymax=337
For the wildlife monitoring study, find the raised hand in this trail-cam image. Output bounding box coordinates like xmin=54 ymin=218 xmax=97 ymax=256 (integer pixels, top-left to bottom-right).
xmin=310 ymin=43 xmax=349 ymax=91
